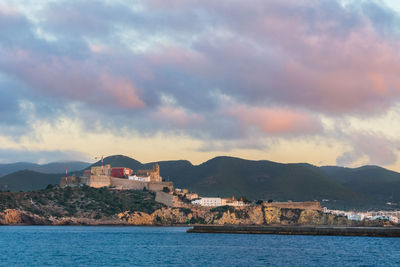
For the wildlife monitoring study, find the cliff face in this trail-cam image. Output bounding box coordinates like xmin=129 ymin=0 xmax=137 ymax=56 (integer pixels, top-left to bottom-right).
xmin=0 ymin=209 xmax=50 ymax=225
xmin=0 ymin=205 xmax=393 ymax=227
xmin=116 ymin=205 xmax=391 ymax=227
xmin=0 ymin=187 xmax=394 ymax=226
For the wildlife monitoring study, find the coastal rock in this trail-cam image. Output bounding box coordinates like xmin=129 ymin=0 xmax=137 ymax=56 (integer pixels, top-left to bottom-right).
xmin=118 ymin=211 xmax=153 ymax=225
xmin=151 ymin=208 xmax=189 ymax=224
xmin=0 ymin=209 xmax=49 ymax=225
xmin=246 ymin=206 xmax=264 ymax=225
xmin=298 ymin=210 xmax=322 ymax=225
xmin=214 ymin=210 xmax=239 ymax=225
xmin=0 ymin=209 xmax=23 ymax=224
xmin=264 ymin=207 xmax=281 ymax=224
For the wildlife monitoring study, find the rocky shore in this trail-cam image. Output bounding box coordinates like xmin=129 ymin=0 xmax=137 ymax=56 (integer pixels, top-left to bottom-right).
xmin=0 ymin=205 xmax=395 ymax=227
xmin=0 ymin=187 xmax=396 ymax=227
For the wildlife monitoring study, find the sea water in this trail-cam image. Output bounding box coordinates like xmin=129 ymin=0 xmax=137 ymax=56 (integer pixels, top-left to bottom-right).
xmin=0 ymin=226 xmax=399 ymax=266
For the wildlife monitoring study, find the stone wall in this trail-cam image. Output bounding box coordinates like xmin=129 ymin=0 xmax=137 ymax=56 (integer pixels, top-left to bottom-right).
xmin=148 ymin=181 xmax=174 ymax=192
xmin=89 ymin=175 xmax=111 ymax=188
xmin=263 ymin=201 xmax=321 ymax=211
xmin=155 ymin=192 xmax=178 ymax=206
xmin=110 ymin=177 xmax=148 ymax=190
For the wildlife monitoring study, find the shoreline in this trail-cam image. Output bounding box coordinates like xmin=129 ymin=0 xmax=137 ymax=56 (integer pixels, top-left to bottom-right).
xmin=187 ymin=225 xmax=400 ymax=237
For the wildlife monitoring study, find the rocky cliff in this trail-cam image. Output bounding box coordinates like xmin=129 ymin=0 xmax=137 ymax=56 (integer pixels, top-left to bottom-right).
xmin=0 ymin=187 xmax=394 ymax=227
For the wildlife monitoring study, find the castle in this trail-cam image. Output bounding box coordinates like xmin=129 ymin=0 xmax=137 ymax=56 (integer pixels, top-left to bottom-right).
xmin=60 ymin=163 xmax=173 ymax=192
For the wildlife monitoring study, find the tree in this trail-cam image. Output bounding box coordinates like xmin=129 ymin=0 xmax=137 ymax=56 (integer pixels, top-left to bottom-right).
xmin=46 ymin=184 xmax=54 ymax=190
xmin=162 ymin=187 xmax=170 ymax=193
xmin=241 ymin=196 xmax=251 ymax=204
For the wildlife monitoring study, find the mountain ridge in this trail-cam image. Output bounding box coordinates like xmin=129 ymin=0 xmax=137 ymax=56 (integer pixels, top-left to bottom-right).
xmin=0 ymin=161 xmax=91 ymax=177
xmin=1 ymin=155 xmax=399 ymax=210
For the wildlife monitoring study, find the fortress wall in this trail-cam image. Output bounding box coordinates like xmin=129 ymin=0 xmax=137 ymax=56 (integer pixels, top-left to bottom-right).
xmin=148 ymin=181 xmax=174 ymax=192
xmin=110 ymin=177 xmax=148 ymax=190
xmin=89 ymin=175 xmax=111 ymax=188
xmin=155 ymin=192 xmax=178 ymax=206
xmin=263 ymin=201 xmax=321 ymax=211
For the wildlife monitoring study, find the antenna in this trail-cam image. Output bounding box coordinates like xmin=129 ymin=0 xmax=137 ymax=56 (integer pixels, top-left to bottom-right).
xmin=94 ymin=155 xmax=106 ymax=175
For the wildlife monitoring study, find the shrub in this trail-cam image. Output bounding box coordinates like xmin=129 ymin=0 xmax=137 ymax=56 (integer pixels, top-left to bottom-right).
xmin=162 ymin=187 xmax=170 ymax=193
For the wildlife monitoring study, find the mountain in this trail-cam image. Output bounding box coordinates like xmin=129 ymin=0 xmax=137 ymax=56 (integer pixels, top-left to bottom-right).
xmin=89 ymin=155 xmax=143 ymax=170
xmin=319 ymin=165 xmax=400 ymax=204
xmin=0 ymin=161 xmax=91 ymax=177
xmin=0 ymin=170 xmax=61 ymax=192
xmin=2 ymin=155 xmax=400 ymax=210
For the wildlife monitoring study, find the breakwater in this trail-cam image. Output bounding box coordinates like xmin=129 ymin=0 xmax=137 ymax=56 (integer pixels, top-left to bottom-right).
xmin=187 ymin=225 xmax=400 ymax=237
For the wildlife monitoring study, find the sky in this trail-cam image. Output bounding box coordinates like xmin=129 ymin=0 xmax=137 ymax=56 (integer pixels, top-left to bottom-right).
xmin=1 ymin=0 xmax=400 ymax=170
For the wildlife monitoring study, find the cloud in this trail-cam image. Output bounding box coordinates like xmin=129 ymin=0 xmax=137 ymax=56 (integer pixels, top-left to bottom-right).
xmin=0 ymin=148 xmax=90 ymax=164
xmin=151 ymin=105 xmax=204 ymax=127
xmin=336 ymin=133 xmax=400 ymax=166
xmin=0 ymin=48 xmax=145 ymax=110
xmin=2 ymin=0 xmax=400 ymax=165
xmin=227 ymin=105 xmax=321 ymax=135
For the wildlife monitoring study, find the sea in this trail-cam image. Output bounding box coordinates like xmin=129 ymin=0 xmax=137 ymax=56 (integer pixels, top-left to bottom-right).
xmin=0 ymin=226 xmax=399 ymax=266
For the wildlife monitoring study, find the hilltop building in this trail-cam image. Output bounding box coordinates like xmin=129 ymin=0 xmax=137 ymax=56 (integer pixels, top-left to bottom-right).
xmin=134 ymin=164 xmax=162 ymax=182
xmin=60 ymin=164 xmax=173 ymax=192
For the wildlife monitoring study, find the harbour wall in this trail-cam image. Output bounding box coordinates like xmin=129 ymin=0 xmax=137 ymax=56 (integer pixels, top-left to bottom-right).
xmin=187 ymin=225 xmax=400 ymax=237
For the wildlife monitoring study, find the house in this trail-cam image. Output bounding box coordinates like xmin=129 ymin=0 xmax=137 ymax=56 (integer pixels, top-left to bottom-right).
xmin=128 ymin=175 xmax=150 ymax=182
xmin=111 ymin=167 xmax=133 ymax=178
xmin=134 ymin=164 xmax=162 ymax=182
xmin=192 ymin=197 xmax=222 ymax=207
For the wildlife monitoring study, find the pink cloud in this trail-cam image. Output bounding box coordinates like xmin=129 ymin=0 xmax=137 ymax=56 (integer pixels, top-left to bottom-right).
xmin=1 ymin=48 xmax=145 ymax=109
xmin=151 ymin=106 xmax=204 ymax=127
xmin=140 ymin=0 xmax=400 ymax=115
xmin=227 ymin=105 xmax=321 ymax=135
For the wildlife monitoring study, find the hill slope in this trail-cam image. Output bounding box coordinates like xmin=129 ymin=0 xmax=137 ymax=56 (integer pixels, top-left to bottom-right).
xmin=319 ymin=166 xmax=400 ymax=204
xmin=0 ymin=161 xmax=90 ymax=177
xmin=0 ymin=170 xmax=61 ymax=192
xmin=2 ymin=155 xmax=400 ymax=209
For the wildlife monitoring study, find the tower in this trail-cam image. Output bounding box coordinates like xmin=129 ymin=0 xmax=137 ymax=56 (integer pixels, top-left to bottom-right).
xmin=153 ymin=164 xmax=160 ymax=176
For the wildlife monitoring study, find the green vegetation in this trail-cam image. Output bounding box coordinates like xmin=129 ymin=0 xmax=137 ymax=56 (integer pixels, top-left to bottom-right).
xmin=0 ymin=186 xmax=163 ymax=218
xmin=0 ymin=171 xmax=61 ymax=192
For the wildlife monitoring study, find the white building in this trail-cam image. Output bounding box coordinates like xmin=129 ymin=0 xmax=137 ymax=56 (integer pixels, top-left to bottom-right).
xmin=192 ymin=197 xmax=222 ymax=207
xmin=128 ymin=175 xmax=150 ymax=182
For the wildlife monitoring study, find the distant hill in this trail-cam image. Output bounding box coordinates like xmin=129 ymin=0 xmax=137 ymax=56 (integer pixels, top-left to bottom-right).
xmin=88 ymin=155 xmax=398 ymax=209
xmin=0 ymin=170 xmax=61 ymax=192
xmin=319 ymin=165 xmax=400 ymax=204
xmin=0 ymin=161 xmax=90 ymax=177
xmin=2 ymin=155 xmax=400 ymax=210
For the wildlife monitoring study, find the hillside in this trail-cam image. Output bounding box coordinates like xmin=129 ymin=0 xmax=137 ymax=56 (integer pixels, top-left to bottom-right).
xmin=2 ymin=155 xmax=400 ymax=210
xmin=319 ymin=166 xmax=400 ymax=204
xmin=87 ymin=155 xmax=396 ymax=209
xmin=0 ymin=161 xmax=90 ymax=177
xmin=0 ymin=186 xmax=162 ymax=222
xmin=0 ymin=187 xmax=391 ymax=227
xmin=0 ymin=171 xmax=61 ymax=192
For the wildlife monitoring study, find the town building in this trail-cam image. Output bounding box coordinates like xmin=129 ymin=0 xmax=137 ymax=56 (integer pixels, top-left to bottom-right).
xmin=192 ymin=197 xmax=223 ymax=207
xmin=111 ymin=167 xmax=133 ymax=178
xmin=134 ymin=164 xmax=162 ymax=182
xmin=185 ymin=193 xmax=199 ymax=200
xmin=128 ymin=175 xmax=150 ymax=182
xmin=90 ymin=165 xmax=112 ymax=176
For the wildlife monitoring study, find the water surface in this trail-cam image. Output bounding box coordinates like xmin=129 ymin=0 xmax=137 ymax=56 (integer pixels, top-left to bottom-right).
xmin=0 ymin=226 xmax=398 ymax=266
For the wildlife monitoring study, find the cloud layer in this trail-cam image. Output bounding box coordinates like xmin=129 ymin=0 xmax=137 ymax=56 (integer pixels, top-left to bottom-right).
xmin=1 ymin=0 xmax=400 ymax=166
